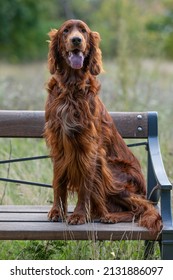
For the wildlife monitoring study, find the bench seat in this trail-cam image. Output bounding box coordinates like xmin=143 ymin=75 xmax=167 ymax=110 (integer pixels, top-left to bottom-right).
xmin=0 ymin=205 xmax=159 ymax=241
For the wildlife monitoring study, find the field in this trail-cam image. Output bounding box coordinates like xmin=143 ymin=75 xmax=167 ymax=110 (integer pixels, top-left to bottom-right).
xmin=0 ymin=59 xmax=173 ymax=259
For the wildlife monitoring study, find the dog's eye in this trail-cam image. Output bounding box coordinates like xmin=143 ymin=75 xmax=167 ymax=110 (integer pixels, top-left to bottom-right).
xmin=81 ymin=28 xmax=86 ymax=33
xmin=63 ymin=28 xmax=69 ymax=34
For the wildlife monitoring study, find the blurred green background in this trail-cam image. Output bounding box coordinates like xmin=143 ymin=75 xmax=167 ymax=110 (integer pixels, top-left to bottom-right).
xmin=0 ymin=0 xmax=173 ymax=62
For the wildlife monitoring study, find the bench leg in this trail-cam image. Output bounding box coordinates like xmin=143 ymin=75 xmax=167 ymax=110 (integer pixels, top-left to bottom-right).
xmin=159 ymin=230 xmax=173 ymax=260
xmin=160 ymin=240 xmax=173 ymax=260
xmin=144 ymin=241 xmax=156 ymax=259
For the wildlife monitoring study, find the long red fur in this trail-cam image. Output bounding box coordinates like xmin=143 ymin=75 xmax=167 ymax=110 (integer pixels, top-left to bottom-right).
xmin=44 ymin=19 xmax=162 ymax=232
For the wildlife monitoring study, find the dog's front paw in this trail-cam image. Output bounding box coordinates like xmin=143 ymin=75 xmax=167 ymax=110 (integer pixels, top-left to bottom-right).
xmin=100 ymin=213 xmax=118 ymax=224
xmin=48 ymin=206 xmax=61 ymax=222
xmin=67 ymin=213 xmax=86 ymax=225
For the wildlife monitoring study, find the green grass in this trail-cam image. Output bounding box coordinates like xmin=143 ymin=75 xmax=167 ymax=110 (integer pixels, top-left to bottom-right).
xmin=0 ymin=240 xmax=160 ymax=260
xmin=0 ymin=138 xmax=53 ymax=205
xmin=0 ymin=59 xmax=172 ymax=259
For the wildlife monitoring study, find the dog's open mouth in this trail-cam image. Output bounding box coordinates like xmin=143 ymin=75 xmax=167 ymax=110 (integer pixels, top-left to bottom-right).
xmin=68 ymin=50 xmax=84 ymax=69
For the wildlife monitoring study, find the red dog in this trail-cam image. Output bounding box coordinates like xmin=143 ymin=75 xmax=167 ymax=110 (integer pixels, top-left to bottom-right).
xmin=44 ymin=19 xmax=162 ymax=232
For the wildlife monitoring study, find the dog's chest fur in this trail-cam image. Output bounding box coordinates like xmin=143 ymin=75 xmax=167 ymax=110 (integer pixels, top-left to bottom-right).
xmin=54 ymin=85 xmax=97 ymax=140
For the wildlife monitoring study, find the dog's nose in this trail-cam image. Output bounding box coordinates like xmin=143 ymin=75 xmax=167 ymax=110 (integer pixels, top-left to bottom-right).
xmin=71 ymin=37 xmax=82 ymax=46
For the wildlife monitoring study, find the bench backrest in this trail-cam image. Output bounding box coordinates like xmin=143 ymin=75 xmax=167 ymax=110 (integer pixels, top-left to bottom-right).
xmin=0 ymin=110 xmax=161 ymax=203
xmin=0 ymin=110 xmax=148 ymax=139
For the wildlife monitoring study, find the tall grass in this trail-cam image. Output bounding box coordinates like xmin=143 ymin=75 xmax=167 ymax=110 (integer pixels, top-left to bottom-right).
xmin=0 ymin=59 xmax=172 ymax=259
xmin=0 ymin=240 xmax=160 ymax=260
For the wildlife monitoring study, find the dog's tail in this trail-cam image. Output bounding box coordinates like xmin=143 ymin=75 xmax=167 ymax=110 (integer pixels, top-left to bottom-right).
xmin=125 ymin=195 xmax=162 ymax=233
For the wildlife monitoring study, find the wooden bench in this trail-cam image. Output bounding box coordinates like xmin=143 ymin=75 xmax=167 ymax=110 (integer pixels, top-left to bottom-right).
xmin=0 ymin=110 xmax=173 ymax=259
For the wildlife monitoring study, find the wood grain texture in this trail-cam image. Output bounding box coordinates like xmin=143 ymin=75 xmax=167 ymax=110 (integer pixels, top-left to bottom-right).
xmin=0 ymin=110 xmax=148 ymax=138
xmin=0 ymin=205 xmax=160 ymax=241
xmin=0 ymin=110 xmax=44 ymax=138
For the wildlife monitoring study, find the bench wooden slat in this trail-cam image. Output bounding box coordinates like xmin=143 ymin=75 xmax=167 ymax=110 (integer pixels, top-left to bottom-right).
xmin=0 ymin=205 xmax=159 ymax=241
xmin=0 ymin=110 xmax=44 ymax=138
xmin=0 ymin=212 xmax=48 ymax=222
xmin=0 ymin=110 xmax=148 ymax=138
xmin=0 ymin=205 xmax=50 ymax=213
xmin=0 ymin=221 xmax=152 ymax=241
xmin=111 ymin=112 xmax=148 ymax=138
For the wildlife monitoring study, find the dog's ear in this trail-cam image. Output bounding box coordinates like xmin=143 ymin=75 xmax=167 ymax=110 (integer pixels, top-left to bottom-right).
xmin=47 ymin=29 xmax=60 ymax=74
xmin=88 ymin=32 xmax=103 ymax=76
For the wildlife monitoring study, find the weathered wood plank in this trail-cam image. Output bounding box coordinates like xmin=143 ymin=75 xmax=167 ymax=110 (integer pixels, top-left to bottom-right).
xmin=0 ymin=205 xmax=50 ymax=213
xmin=0 ymin=110 xmax=44 ymax=138
xmin=0 ymin=212 xmax=48 ymax=222
xmin=111 ymin=112 xmax=148 ymax=138
xmin=0 ymin=221 xmax=159 ymax=241
xmin=0 ymin=206 xmax=160 ymax=241
xmin=0 ymin=110 xmax=148 ymax=138
xmin=0 ymin=205 xmax=73 ymax=213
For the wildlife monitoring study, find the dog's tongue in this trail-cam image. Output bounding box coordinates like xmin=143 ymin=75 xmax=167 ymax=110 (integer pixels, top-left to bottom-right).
xmin=68 ymin=51 xmax=84 ymax=69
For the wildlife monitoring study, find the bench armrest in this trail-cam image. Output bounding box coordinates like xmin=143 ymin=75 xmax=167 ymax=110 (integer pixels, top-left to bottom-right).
xmin=148 ymin=112 xmax=172 ymax=228
xmin=148 ymin=136 xmax=172 ymax=191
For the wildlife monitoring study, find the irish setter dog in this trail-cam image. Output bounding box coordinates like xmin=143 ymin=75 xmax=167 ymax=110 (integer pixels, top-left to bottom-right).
xmin=44 ymin=19 xmax=162 ymax=232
